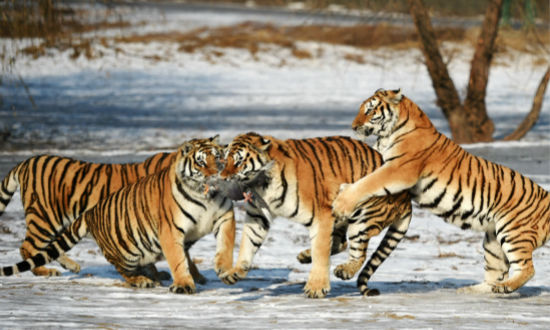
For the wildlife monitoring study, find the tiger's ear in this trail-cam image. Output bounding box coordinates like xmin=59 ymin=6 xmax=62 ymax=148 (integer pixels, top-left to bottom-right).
xmin=180 ymin=141 xmax=194 ymax=155
xmin=388 ymin=89 xmax=403 ymax=105
xmin=209 ymin=134 xmax=220 ymax=145
xmin=259 ymin=137 xmax=271 ymax=152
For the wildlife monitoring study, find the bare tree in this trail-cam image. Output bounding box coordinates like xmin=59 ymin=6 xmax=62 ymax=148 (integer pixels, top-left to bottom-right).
xmin=407 ymin=0 xmax=549 ymax=143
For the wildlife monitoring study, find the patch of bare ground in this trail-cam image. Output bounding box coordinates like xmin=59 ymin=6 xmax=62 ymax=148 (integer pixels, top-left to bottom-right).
xmin=104 ymin=22 xmax=549 ymax=67
xmin=112 ymin=21 xmax=465 ymax=56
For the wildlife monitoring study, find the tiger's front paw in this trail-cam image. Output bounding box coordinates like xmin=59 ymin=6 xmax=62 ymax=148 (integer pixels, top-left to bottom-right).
xmin=169 ymin=274 xmax=196 ymax=294
xmin=57 ymin=256 xmax=81 ymax=274
xmin=170 ymin=283 xmax=196 ymax=294
xmin=491 ymin=284 xmax=515 ymax=294
xmin=219 ymin=267 xmax=248 ymax=285
xmin=214 ymin=258 xmax=232 ymax=278
xmin=304 ymin=274 xmax=330 ymax=298
xmin=296 ymin=249 xmax=312 ymax=264
xmin=124 ymin=275 xmax=158 ymax=289
xmin=332 ymin=186 xmax=357 ymax=218
xmin=334 ymin=260 xmax=363 ymax=280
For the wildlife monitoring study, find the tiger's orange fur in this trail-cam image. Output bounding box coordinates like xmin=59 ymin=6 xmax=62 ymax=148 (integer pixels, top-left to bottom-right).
xmin=333 ymin=89 xmax=550 ymax=294
xmin=1 ymin=137 xmax=235 ymax=294
xmin=219 ymin=132 xmax=412 ymax=297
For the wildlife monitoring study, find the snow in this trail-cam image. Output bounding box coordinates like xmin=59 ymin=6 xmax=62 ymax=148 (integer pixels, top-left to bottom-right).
xmin=0 ymin=3 xmax=549 ymax=328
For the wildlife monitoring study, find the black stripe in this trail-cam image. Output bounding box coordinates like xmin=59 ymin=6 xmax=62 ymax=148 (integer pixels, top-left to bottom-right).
xmin=3 ymin=266 xmax=13 ymax=276
xmin=0 ymin=195 xmax=11 ymax=205
xmin=318 ymin=138 xmax=338 ymax=176
xmin=273 ymin=165 xmax=288 ymax=208
xmin=439 ymin=196 xmax=463 ymax=218
xmin=246 ymin=210 xmax=270 ymax=230
xmin=384 ymin=154 xmax=405 ymax=163
xmin=419 ymin=188 xmax=446 ymax=209
xmin=175 ymin=199 xmax=197 ymax=224
xmin=176 ymin=180 xmax=206 ymax=210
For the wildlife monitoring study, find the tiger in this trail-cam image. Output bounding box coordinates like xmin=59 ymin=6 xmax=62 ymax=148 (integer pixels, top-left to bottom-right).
xmin=0 ymin=150 xmax=177 ymax=277
xmin=333 ymin=88 xmax=550 ymax=294
xmin=1 ymin=136 xmax=236 ymax=294
xmin=218 ymin=132 xmax=412 ymax=298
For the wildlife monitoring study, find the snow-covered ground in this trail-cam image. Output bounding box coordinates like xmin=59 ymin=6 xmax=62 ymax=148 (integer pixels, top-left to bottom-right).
xmin=0 ymin=3 xmax=549 ymax=328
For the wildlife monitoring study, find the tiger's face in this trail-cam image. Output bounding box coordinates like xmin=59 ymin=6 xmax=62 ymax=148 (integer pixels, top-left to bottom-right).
xmin=175 ymin=135 xmax=224 ymax=184
xmin=352 ymin=89 xmax=403 ymax=138
xmin=220 ymin=132 xmax=272 ymax=182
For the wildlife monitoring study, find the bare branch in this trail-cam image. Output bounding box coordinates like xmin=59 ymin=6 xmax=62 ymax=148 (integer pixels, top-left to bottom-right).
xmin=407 ymin=0 xmax=462 ymax=120
xmin=502 ymin=66 xmax=550 ymax=141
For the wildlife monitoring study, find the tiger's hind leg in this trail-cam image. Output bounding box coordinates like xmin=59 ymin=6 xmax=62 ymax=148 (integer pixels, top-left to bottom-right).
xmin=458 ymin=225 xmax=509 ymax=294
xmin=492 ymin=252 xmax=534 ymax=294
xmin=333 ymin=217 xmax=369 ymax=281
xmin=491 ymin=228 xmax=536 ymax=294
xmin=297 ymin=223 xmax=348 ymax=264
xmin=355 ymin=199 xmax=412 ymax=296
xmin=20 ymin=238 xmax=65 ymax=277
xmin=20 ymin=205 xmax=82 ymax=276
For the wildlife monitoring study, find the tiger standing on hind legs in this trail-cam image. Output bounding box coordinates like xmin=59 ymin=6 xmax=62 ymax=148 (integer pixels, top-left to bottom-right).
xmin=0 ymin=148 xmax=177 ymax=277
xmin=333 ymin=88 xmax=550 ymax=294
xmin=1 ymin=137 xmax=236 ymax=294
xmin=218 ymin=132 xmax=412 ymax=298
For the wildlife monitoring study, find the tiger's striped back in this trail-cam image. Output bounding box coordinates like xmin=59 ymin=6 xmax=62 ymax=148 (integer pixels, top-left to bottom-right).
xmin=0 ymin=152 xmax=175 ymax=276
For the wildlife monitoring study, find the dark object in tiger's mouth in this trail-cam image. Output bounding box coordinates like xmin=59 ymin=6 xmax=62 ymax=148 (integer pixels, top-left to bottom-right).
xmin=209 ymin=178 xmax=248 ymax=201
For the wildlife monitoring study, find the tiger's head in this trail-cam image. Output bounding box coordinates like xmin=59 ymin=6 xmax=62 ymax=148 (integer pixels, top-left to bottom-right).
xmin=352 ymin=88 xmax=403 ymax=139
xmin=220 ymin=132 xmax=273 ymax=183
xmin=175 ymin=135 xmax=224 ymax=189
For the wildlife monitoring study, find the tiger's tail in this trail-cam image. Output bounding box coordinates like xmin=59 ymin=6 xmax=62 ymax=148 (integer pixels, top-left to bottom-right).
xmin=0 ymin=215 xmax=89 ymax=276
xmin=0 ymin=163 xmax=23 ymax=216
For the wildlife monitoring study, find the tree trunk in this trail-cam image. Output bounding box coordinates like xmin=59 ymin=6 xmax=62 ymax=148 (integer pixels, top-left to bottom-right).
xmin=408 ymin=0 xmax=504 ymax=144
xmin=502 ymin=66 xmax=550 ymax=141
xmin=407 ymin=0 xmax=463 ymax=130
xmin=462 ymin=0 xmax=504 ymax=142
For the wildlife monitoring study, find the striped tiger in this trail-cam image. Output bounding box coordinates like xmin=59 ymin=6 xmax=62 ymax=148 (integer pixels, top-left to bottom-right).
xmin=1 ymin=136 xmax=236 ymax=293
xmin=0 ymin=151 xmax=176 ymax=277
xmin=333 ymin=88 xmax=550 ymax=294
xmin=218 ymin=132 xmax=412 ymax=298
